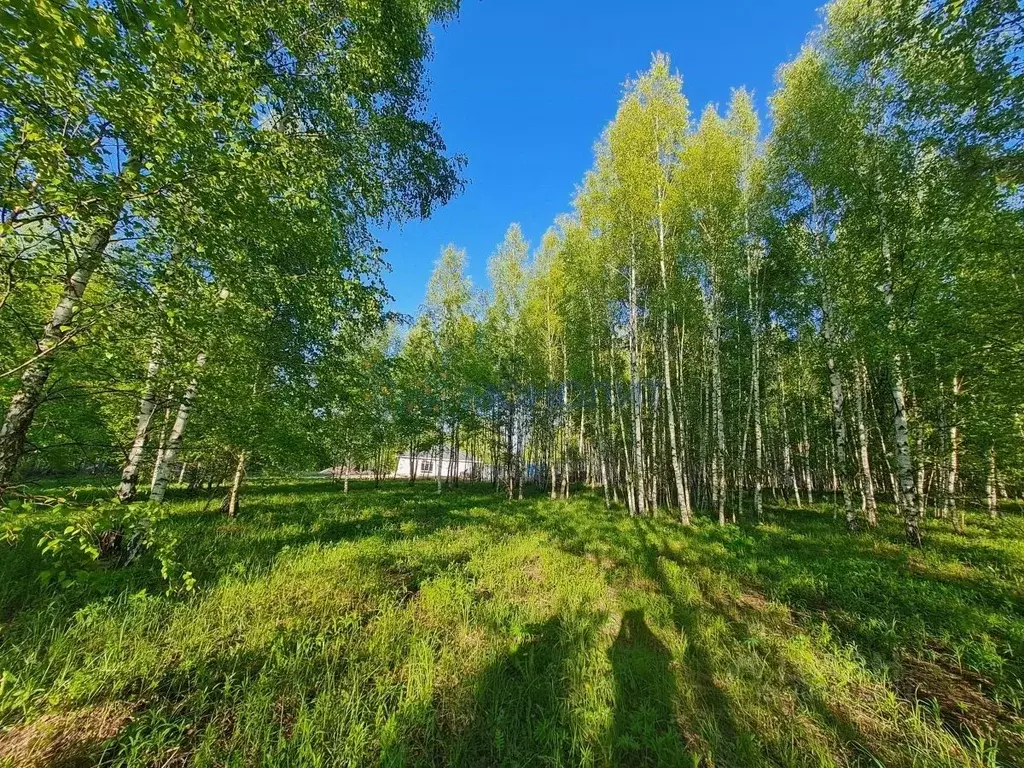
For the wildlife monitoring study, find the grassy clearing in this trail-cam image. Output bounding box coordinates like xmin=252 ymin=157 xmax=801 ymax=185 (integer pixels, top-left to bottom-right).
xmin=2 ymin=480 xmax=1024 ymax=766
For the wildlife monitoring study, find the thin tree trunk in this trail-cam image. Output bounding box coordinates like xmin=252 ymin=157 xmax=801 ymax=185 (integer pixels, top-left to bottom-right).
xmin=945 ymin=375 xmax=962 ymax=526
xmin=822 ymin=305 xmax=855 ymax=529
xmin=779 ymin=367 xmax=802 ymax=507
xmin=916 ymin=432 xmax=927 ymax=521
xmin=749 ymin=262 xmax=763 ymax=523
xmin=627 ymin=253 xmax=647 ymax=516
xmin=517 ymin=395 xmax=526 ymax=500
xmin=800 ymin=387 xmax=815 ymax=504
xmin=549 ymin=378 xmax=558 ymax=499
xmin=226 ymin=450 xmax=246 ymax=518
xmin=871 ymin=392 xmax=900 ymax=509
xmin=436 ymin=427 xmax=443 ymax=494
xmin=150 ymin=352 xmax=207 ymax=503
xmin=880 ymin=229 xmax=921 ymax=545
xmin=594 ymin=366 xmax=611 ymax=508
xmin=117 ymin=340 xmax=162 ymax=503
xmin=656 ymin=190 xmax=689 ymax=524
xmin=855 ymin=359 xmax=878 ymax=526
xmin=611 ymin=353 xmax=635 ymax=515
xmin=709 ymin=280 xmax=727 ymax=526
xmin=739 ymin=370 xmax=754 ymax=520
xmin=673 ymin=319 xmax=693 ymax=517
xmin=988 ymin=445 xmax=1000 ymax=518
xmin=149 ymin=406 xmax=171 ymax=492
xmin=0 ymin=217 xmax=119 ymax=486
xmin=889 ymin=358 xmax=920 ymax=539
xmin=561 ymin=345 xmax=570 ymax=499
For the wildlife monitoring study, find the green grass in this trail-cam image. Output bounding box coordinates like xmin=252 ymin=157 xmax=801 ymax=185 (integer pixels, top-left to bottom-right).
xmin=2 ymin=479 xmax=1024 ymax=766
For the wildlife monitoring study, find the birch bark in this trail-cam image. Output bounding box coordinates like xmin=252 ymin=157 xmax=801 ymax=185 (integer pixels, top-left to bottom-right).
xmin=0 ymin=217 xmax=119 ymax=485
xmin=944 ymin=375 xmax=962 ymax=525
xmin=656 ymin=181 xmax=689 ymax=523
xmin=627 ymin=250 xmax=647 ymax=516
xmin=150 ymin=352 xmax=207 ymax=503
xmin=117 ymin=340 xmax=163 ymax=503
xmin=880 ymin=229 xmax=921 ymax=545
xmin=779 ymin=369 xmax=802 ymax=507
xmin=225 ymin=451 xmax=246 ymax=518
xmin=855 ymin=359 xmax=878 ymax=526
xmin=822 ymin=305 xmax=856 ymax=528
xmin=709 ymin=276 xmax=727 ymax=526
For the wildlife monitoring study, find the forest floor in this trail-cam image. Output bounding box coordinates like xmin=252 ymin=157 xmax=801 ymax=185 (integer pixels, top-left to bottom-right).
xmin=2 ymin=479 xmax=1024 ymax=767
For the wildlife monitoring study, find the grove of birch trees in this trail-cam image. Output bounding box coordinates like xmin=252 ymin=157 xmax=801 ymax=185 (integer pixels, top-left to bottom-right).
xmin=2 ymin=0 xmax=1021 ymax=549
xmin=0 ymin=0 xmax=462 ymax=511
xmin=348 ymin=0 xmax=1023 ymax=546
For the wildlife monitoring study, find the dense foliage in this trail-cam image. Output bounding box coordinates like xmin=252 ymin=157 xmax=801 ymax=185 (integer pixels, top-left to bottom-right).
xmin=349 ymin=1 xmax=1023 ymax=549
xmin=0 ymin=0 xmax=462 ymax=499
xmin=2 ymin=2 xmax=1020 ymax=544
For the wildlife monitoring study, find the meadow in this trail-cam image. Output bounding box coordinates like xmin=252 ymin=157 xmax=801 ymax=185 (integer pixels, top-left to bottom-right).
xmin=2 ymin=479 xmax=1024 ymax=767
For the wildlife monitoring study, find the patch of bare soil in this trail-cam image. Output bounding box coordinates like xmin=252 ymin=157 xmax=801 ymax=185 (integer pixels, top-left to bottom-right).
xmin=0 ymin=702 xmax=133 ymax=767
xmin=896 ymin=654 xmax=1019 ymax=740
xmin=895 ymin=652 xmax=1024 ymax=764
xmin=583 ymin=552 xmax=621 ymax=572
xmin=523 ymin=554 xmax=544 ymax=582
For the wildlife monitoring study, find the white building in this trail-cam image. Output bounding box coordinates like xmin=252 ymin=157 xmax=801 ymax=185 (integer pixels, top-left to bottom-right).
xmin=395 ymin=449 xmax=492 ymax=482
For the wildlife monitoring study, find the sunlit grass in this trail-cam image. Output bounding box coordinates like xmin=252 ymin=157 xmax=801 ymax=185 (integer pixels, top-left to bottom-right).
xmin=1 ymin=479 xmax=1023 ymax=766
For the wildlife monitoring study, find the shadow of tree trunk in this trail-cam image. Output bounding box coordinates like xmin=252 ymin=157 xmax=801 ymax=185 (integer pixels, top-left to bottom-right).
xmin=609 ymin=608 xmax=690 ymax=766
xmin=442 ymin=612 xmax=602 ymax=767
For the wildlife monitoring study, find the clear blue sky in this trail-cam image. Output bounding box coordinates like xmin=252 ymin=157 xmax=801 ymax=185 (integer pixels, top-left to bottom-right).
xmin=376 ymin=0 xmax=824 ymax=317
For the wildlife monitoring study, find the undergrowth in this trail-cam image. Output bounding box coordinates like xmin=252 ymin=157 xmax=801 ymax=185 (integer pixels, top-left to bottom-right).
xmin=1 ymin=478 xmax=1022 ymax=766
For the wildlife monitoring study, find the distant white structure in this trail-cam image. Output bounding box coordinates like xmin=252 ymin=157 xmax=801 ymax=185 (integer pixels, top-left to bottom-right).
xmin=395 ymin=449 xmax=492 ymax=482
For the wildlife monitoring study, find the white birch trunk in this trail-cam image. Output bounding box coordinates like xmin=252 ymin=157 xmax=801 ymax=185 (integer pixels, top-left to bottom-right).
xmin=673 ymin=320 xmax=693 ymax=516
xmin=117 ymin=340 xmax=162 ymax=503
xmin=855 ymin=359 xmax=878 ymax=525
xmin=709 ymin=280 xmax=727 ymax=526
xmin=0 ymin=218 xmax=118 ymax=485
xmin=149 ymin=407 xmax=171 ymax=492
xmin=226 ymin=450 xmax=246 ymax=517
xmin=611 ymin=354 xmax=635 ymax=515
xmin=562 ymin=343 xmax=571 ymax=498
xmin=988 ymin=445 xmax=999 ymax=518
xmin=889 ymin=354 xmax=919 ymax=542
xmin=800 ymin=390 xmax=814 ymax=504
xmin=822 ymin=306 xmax=855 ymax=528
xmin=627 ymin=254 xmax=647 ymax=516
xmin=748 ymin=254 xmax=763 ymax=522
xmin=880 ymin=226 xmax=921 ymax=544
xmin=436 ymin=429 xmax=443 ymax=494
xmin=150 ymin=352 xmax=207 ymax=503
xmin=779 ymin=369 xmax=801 ymax=507
xmin=595 ymin=376 xmax=611 ymax=508
xmin=944 ymin=375 xmax=961 ymax=522
xmin=656 ymin=185 xmax=690 ymax=524
xmin=516 ymin=402 xmax=526 ymax=500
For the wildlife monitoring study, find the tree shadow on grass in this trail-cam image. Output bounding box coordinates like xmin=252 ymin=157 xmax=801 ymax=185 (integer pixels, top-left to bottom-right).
xmin=582 ymin=515 xmax=885 ymax=764
xmin=628 ymin=519 xmax=751 ymax=763
xmin=609 ymin=609 xmax=691 ymax=766
xmin=161 ymin=481 xmax=511 ymax=587
xmin=0 ymin=481 xmax=512 ymax=634
xmin=696 ymin=518 xmax=1024 ymax=683
xmin=441 ymin=612 xmax=603 ymax=767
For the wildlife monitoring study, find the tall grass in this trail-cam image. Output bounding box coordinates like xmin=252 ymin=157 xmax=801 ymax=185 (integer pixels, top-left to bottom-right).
xmin=1 ymin=479 xmax=1022 ymax=766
